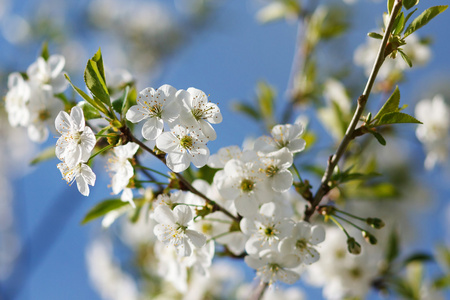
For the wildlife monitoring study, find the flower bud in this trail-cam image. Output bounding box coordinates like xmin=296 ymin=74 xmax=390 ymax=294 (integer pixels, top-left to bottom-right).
xmin=366 ymin=217 xmax=385 ymax=229
xmin=347 ymin=237 xmax=361 ymax=255
xmin=362 ymin=231 xmax=378 ymax=245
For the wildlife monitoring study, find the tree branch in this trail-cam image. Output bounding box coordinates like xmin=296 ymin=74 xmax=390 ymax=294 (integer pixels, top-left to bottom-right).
xmin=304 ymin=0 xmax=403 ymax=221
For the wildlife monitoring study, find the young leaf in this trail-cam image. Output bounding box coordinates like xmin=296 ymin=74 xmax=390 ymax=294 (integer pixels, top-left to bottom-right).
xmin=403 ymin=253 xmax=433 ymax=266
xmin=84 ymin=49 xmax=111 ymax=107
xmin=369 ymin=130 xmax=387 ymax=146
xmin=65 ymin=74 xmax=109 ymax=115
xmin=374 ymin=86 xmax=401 ymax=120
xmin=30 ymin=145 xmax=56 ymax=165
xmin=386 ymin=229 xmax=400 ymax=264
xmin=40 ymin=41 xmax=50 ymax=61
xmin=233 ymin=102 xmax=260 ymax=120
xmin=368 ymin=32 xmax=383 ymax=39
xmin=403 ymin=0 xmax=419 ymax=11
xmin=404 ymin=8 xmax=418 ymax=25
xmin=398 ymin=49 xmax=413 ymax=67
xmin=81 ymin=199 xmax=129 ymax=224
xmin=388 ymin=0 xmax=395 ymax=16
xmin=404 ymin=6 xmax=448 ymax=38
xmin=79 ymin=102 xmax=102 ymax=120
xmin=393 ymin=12 xmax=405 ymax=35
xmin=377 ymin=112 xmax=422 ymax=125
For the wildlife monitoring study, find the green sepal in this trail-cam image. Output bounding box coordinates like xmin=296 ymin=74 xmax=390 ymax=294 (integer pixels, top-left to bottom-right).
xmin=30 ymin=145 xmax=56 ymax=165
xmin=404 ymin=6 xmax=448 ymax=38
xmin=81 ymin=199 xmax=129 ymax=224
xmin=84 ymin=48 xmax=111 ymax=107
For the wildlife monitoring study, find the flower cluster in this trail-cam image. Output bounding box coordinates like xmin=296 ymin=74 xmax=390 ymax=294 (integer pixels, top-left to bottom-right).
xmin=5 ymin=55 xmax=68 ymax=142
xmin=126 ymin=85 xmax=222 ymax=172
xmin=55 ymin=106 xmax=96 ymax=196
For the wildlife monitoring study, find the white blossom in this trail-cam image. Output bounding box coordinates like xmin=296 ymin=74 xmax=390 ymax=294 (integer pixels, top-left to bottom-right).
xmin=415 ymin=95 xmax=450 ymax=169
xmin=254 ymin=123 xmax=306 ymax=156
xmin=107 ymin=142 xmax=139 ymax=207
xmin=153 ymin=204 xmax=206 ymax=256
xmin=156 ymin=125 xmax=210 ymax=172
xmin=57 ymin=161 xmax=96 ymax=197
xmin=27 ymin=55 xmax=68 ymax=94
xmin=5 ymin=72 xmax=30 ymax=127
xmin=245 ymin=250 xmax=301 ymax=285
xmin=258 ymin=148 xmax=293 ymax=192
xmin=126 ymin=84 xmax=180 ymax=140
xmin=55 ymin=106 xmax=96 ymax=168
xmin=178 ymin=87 xmax=222 ymax=141
xmin=279 ymin=222 xmax=325 ymax=264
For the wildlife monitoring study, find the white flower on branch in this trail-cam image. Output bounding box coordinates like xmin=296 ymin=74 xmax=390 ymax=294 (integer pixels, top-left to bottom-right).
xmin=240 ymin=203 xmax=294 ymax=256
xmin=254 ymin=123 xmax=306 ymax=156
xmin=27 ymin=55 xmax=68 ymax=94
xmin=153 ymin=204 xmax=207 ymax=257
xmin=279 ymin=221 xmax=325 ymax=264
xmin=156 ymin=125 xmax=210 ymax=172
xmin=55 ymin=106 xmax=96 ymax=168
xmin=177 ymin=87 xmax=222 ymax=141
xmin=258 ymin=148 xmax=294 ymax=192
xmin=5 ymin=72 xmax=30 ymax=127
xmin=214 ymin=156 xmax=272 ymax=218
xmin=126 ymin=84 xmax=180 ymax=140
xmin=415 ymin=95 xmax=450 ymax=170
xmin=107 ymin=142 xmax=139 ymax=207
xmin=57 ymin=161 xmax=96 ymax=197
xmin=245 ymin=250 xmax=301 ymax=285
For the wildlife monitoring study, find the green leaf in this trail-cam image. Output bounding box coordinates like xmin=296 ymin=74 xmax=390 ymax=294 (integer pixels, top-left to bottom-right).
xmin=398 ymin=49 xmax=413 ymax=67
xmin=233 ymin=102 xmax=260 ymax=120
xmin=40 ymin=41 xmax=50 ymax=61
xmin=393 ymin=12 xmax=405 ymax=35
xmin=403 ymin=253 xmax=433 ymax=265
xmin=386 ymin=229 xmax=400 ymax=264
xmin=377 ymin=112 xmax=422 ymax=126
xmin=433 ymin=275 xmax=450 ymax=289
xmin=368 ymin=32 xmax=383 ymax=39
xmin=79 ymin=102 xmax=102 ymax=120
xmin=65 ymin=74 xmax=109 ymax=116
xmin=81 ymin=199 xmax=129 ymax=224
xmin=30 ymin=145 xmax=56 ymax=165
xmin=405 ymin=8 xmax=418 ymax=25
xmin=374 ymin=86 xmax=401 ymax=120
xmin=404 ymin=6 xmax=448 ymax=38
xmin=84 ymin=48 xmax=111 ymax=107
xmin=369 ymin=130 xmax=387 ymax=146
xmin=388 ymin=0 xmax=395 ymax=15
xmin=403 ymin=0 xmax=419 ymax=11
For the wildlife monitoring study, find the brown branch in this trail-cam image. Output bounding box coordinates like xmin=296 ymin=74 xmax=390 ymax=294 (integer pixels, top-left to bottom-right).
xmin=121 ymin=126 xmax=240 ymax=222
xmin=303 ymin=0 xmax=404 ymax=222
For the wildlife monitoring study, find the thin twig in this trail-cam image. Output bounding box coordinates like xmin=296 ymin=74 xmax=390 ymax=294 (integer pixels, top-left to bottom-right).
xmin=249 ymin=282 xmax=269 ymax=300
xmin=304 ymin=0 xmax=403 ymax=221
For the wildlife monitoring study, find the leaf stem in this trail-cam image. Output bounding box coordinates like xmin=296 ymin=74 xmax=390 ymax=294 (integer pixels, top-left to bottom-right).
xmin=88 ymin=144 xmax=114 ymax=162
xmin=135 ymin=165 xmax=171 ymax=179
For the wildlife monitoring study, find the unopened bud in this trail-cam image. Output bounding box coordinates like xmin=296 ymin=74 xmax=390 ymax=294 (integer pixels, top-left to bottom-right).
xmin=366 ymin=218 xmax=385 ymax=229
xmin=347 ymin=237 xmax=361 ymax=255
xmin=362 ymin=231 xmax=378 ymax=245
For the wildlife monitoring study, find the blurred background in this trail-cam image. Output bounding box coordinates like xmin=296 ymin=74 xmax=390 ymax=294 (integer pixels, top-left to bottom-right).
xmin=0 ymin=0 xmax=449 ymax=299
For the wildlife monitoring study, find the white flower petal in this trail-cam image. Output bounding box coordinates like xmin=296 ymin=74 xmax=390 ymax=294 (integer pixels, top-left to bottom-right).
xmin=142 ymin=117 xmax=163 ymax=140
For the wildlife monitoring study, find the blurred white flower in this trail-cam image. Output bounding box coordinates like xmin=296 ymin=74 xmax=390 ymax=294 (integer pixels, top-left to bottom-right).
xmin=415 ymin=95 xmax=450 ymax=169
xmin=27 ymin=55 xmax=68 ymax=94
xmin=55 ymin=106 xmax=96 ymax=167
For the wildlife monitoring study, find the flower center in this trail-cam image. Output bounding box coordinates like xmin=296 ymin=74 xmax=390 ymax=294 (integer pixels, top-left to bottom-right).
xmin=240 ymin=179 xmax=254 ymax=193
xmin=265 ymin=165 xmax=279 ymax=177
xmin=192 ymin=108 xmax=203 ymax=120
xmin=296 ymin=239 xmax=307 ymax=249
xmin=268 ymin=263 xmax=280 ymax=273
xmin=148 ymin=103 xmax=162 ymax=118
xmin=180 ymin=135 xmax=193 ymax=149
xmin=349 ymin=267 xmax=362 ymax=278
xmin=39 ymin=109 xmax=51 ymax=121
